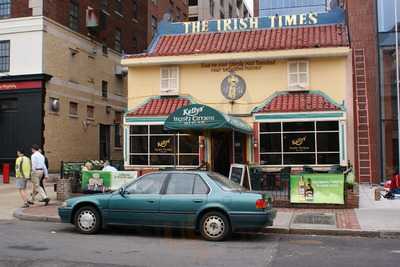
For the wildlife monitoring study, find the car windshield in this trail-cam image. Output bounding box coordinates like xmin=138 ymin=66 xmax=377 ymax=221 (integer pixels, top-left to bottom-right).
xmin=207 ymin=172 xmax=246 ymax=191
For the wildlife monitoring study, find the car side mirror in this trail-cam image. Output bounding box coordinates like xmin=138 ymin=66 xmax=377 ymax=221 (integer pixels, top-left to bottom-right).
xmin=119 ymin=187 xmax=126 ymax=196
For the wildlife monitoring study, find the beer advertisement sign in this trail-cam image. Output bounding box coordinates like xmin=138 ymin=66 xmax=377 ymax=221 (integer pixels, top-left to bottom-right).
xmin=290 ymin=174 xmax=345 ymax=204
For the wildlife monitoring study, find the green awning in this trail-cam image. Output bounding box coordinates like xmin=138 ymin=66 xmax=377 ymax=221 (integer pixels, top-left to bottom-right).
xmin=164 ymin=104 xmax=253 ymax=134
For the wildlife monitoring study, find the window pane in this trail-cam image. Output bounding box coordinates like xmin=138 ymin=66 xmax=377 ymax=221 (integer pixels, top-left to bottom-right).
xmin=150 ymin=155 xmax=174 ymax=165
xmin=179 ymin=155 xmax=199 ymax=166
xmin=194 ymin=176 xmax=209 ymax=194
xmin=316 ymin=121 xmax=339 ymax=131
xmin=289 ymin=62 xmax=298 ymax=73
xmin=150 ymin=136 xmax=175 ymax=153
xmin=260 ymin=122 xmax=281 ymax=132
xmin=284 ymin=154 xmax=315 ymax=165
xmin=317 ymin=133 xmax=339 ymax=152
xmin=126 ymin=173 xmax=166 ymax=194
xmin=260 ymin=134 xmax=281 ymax=153
xmin=283 ymin=133 xmax=315 ymax=152
xmin=317 ymin=153 xmax=340 ymax=165
xmin=260 ymin=154 xmax=282 ymax=165
xmin=170 ymin=79 xmax=177 ymax=89
xmin=283 ymin=122 xmax=314 ymax=132
xmin=150 ymin=125 xmax=169 ymax=134
xmin=130 ymin=136 xmax=148 ymax=153
xmin=166 ymin=173 xmax=195 ymax=194
xmin=299 ymin=62 xmax=307 ymax=72
xmin=179 ymin=135 xmax=199 ymax=153
xmin=161 ymin=68 xmax=169 ymax=79
xmin=161 ymin=79 xmax=169 ymax=89
xmin=129 ymin=154 xmax=148 ymax=165
xmin=289 ymin=73 xmax=298 ymax=84
xmin=130 ymin=125 xmax=148 ymax=134
xmin=299 ymin=73 xmax=307 ymax=84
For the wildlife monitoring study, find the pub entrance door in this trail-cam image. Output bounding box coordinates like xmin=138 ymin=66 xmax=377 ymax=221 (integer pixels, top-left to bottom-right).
xmin=211 ymin=131 xmax=232 ymax=177
xmin=99 ymin=124 xmax=110 ymax=160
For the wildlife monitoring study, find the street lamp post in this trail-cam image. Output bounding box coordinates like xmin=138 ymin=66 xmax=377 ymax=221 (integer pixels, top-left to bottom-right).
xmin=395 ymin=0 xmax=400 ymax=172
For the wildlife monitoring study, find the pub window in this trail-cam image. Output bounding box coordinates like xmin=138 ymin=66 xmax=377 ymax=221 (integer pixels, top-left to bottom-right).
xmin=87 ymin=105 xmax=95 ymax=119
xmin=0 ymin=40 xmax=10 ymax=72
xmin=259 ymin=121 xmax=340 ymax=166
xmin=128 ymin=125 xmax=199 ymax=167
xmin=69 ymin=0 xmax=79 ymax=31
xmin=0 ymin=0 xmax=11 ymax=19
xmin=69 ymin=101 xmax=78 ymax=116
xmin=114 ymin=28 xmax=122 ymax=52
xmin=160 ymin=66 xmax=179 ymax=95
xmin=288 ymin=61 xmax=309 ymax=89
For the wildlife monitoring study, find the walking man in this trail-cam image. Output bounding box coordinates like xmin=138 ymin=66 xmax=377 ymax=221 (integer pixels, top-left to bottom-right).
xmin=30 ymin=144 xmax=50 ymax=205
xmin=15 ymin=149 xmax=32 ymax=208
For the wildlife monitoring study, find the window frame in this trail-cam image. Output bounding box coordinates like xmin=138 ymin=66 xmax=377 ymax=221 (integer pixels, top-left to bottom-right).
xmin=86 ymin=105 xmax=95 ymax=120
xmin=69 ymin=101 xmax=79 ymax=116
xmin=69 ymin=0 xmax=80 ymax=31
xmin=125 ymin=173 xmax=167 ymax=195
xmin=114 ymin=28 xmax=122 ymax=53
xmin=160 ymin=66 xmax=179 ymax=95
xmin=0 ymin=40 xmax=10 ymax=73
xmin=287 ymin=60 xmax=309 ymax=89
xmin=259 ymin=120 xmax=342 ymax=167
xmin=0 ymin=0 xmax=10 ymax=19
xmin=128 ymin=124 xmax=200 ymax=167
xmin=101 ymin=80 xmax=108 ymax=98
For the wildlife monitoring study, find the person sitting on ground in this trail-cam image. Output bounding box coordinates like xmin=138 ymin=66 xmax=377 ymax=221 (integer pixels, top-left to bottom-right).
xmin=102 ymin=160 xmax=118 ymax=172
xmin=15 ymin=149 xmax=32 ymax=208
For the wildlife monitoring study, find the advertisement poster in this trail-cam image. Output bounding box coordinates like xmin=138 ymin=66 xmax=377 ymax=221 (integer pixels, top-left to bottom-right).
xmin=82 ymin=171 xmax=138 ymax=192
xmin=290 ymin=174 xmax=344 ymax=204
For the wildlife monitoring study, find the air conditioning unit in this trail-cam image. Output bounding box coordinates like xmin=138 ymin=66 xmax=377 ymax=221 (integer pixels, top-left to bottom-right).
xmin=115 ymin=65 xmax=128 ymax=77
xmin=86 ymin=7 xmax=98 ymax=28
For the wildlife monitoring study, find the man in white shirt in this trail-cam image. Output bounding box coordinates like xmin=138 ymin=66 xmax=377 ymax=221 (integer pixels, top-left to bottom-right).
xmin=30 ymin=144 xmax=49 ymax=205
xmin=102 ymin=160 xmax=118 ymax=172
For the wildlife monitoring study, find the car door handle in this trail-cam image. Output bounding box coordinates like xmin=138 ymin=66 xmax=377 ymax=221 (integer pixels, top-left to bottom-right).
xmin=146 ymin=200 xmax=156 ymax=203
xmin=193 ymin=200 xmax=204 ymax=203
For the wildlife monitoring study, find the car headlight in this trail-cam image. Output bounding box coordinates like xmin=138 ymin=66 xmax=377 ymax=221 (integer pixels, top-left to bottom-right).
xmin=61 ymin=201 xmax=68 ymax=207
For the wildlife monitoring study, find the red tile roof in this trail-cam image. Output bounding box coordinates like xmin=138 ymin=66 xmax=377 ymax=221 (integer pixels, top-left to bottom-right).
xmin=126 ymin=97 xmax=192 ymax=117
xmin=125 ymin=24 xmax=348 ymax=58
xmin=255 ymin=91 xmax=342 ymax=113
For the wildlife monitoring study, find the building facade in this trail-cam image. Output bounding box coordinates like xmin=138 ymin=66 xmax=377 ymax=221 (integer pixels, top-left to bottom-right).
xmin=122 ymin=11 xmax=353 ymax=179
xmin=189 ymin=0 xmax=252 ymax=21
xmin=0 ymin=1 xmax=185 ymax=172
xmin=259 ymin=0 xmax=339 ymax=16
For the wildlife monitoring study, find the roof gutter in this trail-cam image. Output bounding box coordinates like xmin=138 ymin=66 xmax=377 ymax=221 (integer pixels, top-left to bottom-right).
xmin=121 ymin=47 xmax=351 ymax=67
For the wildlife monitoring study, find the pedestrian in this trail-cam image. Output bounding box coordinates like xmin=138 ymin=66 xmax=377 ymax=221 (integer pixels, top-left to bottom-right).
xmin=30 ymin=144 xmax=50 ymax=206
xmin=38 ymin=149 xmax=49 ymax=194
xmin=102 ymin=160 xmax=118 ymax=172
xmin=15 ymin=149 xmax=32 ymax=208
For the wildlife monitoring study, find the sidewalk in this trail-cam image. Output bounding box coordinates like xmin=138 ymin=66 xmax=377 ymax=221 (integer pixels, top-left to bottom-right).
xmin=7 ymin=181 xmax=400 ymax=238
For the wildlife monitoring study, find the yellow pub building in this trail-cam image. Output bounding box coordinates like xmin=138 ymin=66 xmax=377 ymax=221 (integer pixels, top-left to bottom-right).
xmin=121 ymin=9 xmax=353 ymax=180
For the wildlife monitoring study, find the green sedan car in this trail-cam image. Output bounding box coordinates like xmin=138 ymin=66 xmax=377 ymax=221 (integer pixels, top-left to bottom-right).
xmin=58 ymin=171 xmax=276 ymax=241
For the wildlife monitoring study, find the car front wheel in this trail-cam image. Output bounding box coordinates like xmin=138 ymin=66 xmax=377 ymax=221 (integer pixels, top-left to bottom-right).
xmin=74 ymin=206 xmax=101 ymax=234
xmin=200 ymin=211 xmax=231 ymax=241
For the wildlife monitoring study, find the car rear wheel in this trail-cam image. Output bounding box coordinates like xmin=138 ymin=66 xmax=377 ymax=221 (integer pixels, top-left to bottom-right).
xmin=74 ymin=206 xmax=101 ymax=234
xmin=200 ymin=211 xmax=231 ymax=241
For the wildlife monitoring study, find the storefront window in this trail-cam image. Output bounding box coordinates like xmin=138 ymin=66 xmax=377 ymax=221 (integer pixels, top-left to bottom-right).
xmin=129 ymin=125 xmax=199 ymax=166
xmin=259 ymin=121 xmax=340 ymax=166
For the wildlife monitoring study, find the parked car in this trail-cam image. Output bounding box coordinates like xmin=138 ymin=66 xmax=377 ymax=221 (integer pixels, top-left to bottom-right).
xmin=58 ymin=171 xmax=276 ymax=241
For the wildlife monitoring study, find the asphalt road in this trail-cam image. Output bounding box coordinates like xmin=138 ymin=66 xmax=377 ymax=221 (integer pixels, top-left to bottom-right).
xmin=0 ymin=220 xmax=399 ymax=267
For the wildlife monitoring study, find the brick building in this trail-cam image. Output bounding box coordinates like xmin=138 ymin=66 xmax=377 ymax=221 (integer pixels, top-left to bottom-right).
xmin=0 ymin=1 xmax=187 ymax=173
xmin=188 ymin=0 xmax=251 ymax=21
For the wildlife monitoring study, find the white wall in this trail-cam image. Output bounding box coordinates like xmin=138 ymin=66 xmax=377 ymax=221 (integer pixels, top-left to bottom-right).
xmin=0 ymin=16 xmax=44 ymax=76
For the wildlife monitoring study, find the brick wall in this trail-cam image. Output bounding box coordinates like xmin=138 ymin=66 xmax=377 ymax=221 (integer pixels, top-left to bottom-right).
xmin=345 ymin=0 xmax=380 ymax=184
xmin=11 ymin=0 xmax=31 ymax=17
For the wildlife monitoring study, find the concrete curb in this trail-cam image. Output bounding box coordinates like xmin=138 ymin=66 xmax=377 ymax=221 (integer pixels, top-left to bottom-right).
xmin=262 ymin=227 xmax=400 ymax=239
xmin=13 ymin=208 xmax=61 ymax=223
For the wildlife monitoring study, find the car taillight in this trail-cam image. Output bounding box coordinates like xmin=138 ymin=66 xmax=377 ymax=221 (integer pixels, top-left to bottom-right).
xmin=256 ymin=199 xmax=267 ymax=209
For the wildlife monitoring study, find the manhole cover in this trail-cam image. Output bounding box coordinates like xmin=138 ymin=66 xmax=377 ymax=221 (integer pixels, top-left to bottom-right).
xmin=293 ymin=213 xmax=336 ymax=225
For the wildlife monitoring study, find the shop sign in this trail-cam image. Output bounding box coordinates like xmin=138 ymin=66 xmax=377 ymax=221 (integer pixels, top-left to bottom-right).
xmin=158 ymin=9 xmax=345 ymax=36
xmin=221 ymin=72 xmax=246 ymax=101
xmin=154 ymin=138 xmax=173 ymax=153
xmin=290 ymin=174 xmax=344 ymax=204
xmin=173 ymin=105 xmax=216 ymax=126
xmin=284 ymin=133 xmax=314 ymax=153
xmin=82 ymin=171 xmax=137 ymax=192
xmin=0 ymin=81 xmax=42 ymax=91
xmin=201 ymin=61 xmax=275 ymax=72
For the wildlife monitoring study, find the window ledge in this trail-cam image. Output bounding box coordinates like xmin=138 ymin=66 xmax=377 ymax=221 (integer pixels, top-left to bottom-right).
xmin=69 ymin=114 xmax=79 ymax=118
xmin=114 ymin=147 xmax=122 ymax=151
xmin=87 ymin=117 xmax=95 ymax=121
